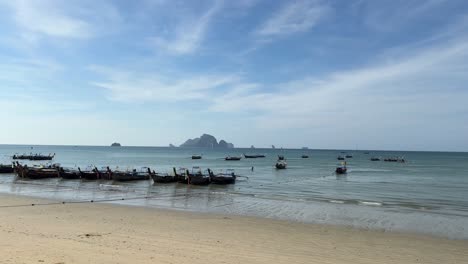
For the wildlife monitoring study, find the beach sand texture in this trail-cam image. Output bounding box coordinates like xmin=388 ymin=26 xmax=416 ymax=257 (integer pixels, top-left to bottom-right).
xmin=0 ymin=194 xmax=467 ymax=264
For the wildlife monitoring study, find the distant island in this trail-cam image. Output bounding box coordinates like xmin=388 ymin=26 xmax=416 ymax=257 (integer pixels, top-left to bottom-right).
xmin=180 ymin=134 xmax=234 ymax=148
xmin=110 ymin=142 xmax=121 ymax=147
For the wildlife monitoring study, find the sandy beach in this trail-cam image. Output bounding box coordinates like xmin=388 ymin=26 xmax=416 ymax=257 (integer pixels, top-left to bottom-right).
xmin=0 ymin=194 xmax=466 ymax=264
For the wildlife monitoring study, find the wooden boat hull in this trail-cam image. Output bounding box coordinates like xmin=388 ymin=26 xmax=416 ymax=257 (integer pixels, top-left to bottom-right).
xmin=225 ymin=157 xmax=241 ymax=161
xmin=151 ymin=174 xmax=177 ymax=183
xmin=112 ymin=173 xmax=149 ymax=181
xmin=20 ymin=169 xmax=59 ymax=179
xmin=0 ymin=165 xmax=14 ymax=173
xmin=335 ymin=167 xmax=347 ymax=174
xmin=188 ymin=175 xmax=211 ymax=185
xmin=210 ymin=176 xmax=236 ymax=184
xmin=80 ymin=171 xmax=99 ymax=180
xmin=59 ymin=171 xmax=81 ymax=179
xmin=275 ymin=163 xmax=287 ymax=169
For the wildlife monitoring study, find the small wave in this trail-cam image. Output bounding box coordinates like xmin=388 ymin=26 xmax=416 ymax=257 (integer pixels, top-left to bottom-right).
xmin=329 ymin=200 xmax=345 ymax=204
xmin=359 ymin=201 xmax=383 ymax=206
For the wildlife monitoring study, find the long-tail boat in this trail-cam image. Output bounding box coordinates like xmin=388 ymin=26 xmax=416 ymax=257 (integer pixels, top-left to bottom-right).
xmin=186 ymin=167 xmax=210 ymax=185
xmin=225 ymin=156 xmax=242 ymax=161
xmin=173 ymin=167 xmax=189 ymax=183
xmin=14 ymin=162 xmax=59 ymax=179
xmin=94 ymin=166 xmax=112 ymax=180
xmin=107 ymin=167 xmax=150 ymax=181
xmin=0 ymin=164 xmax=14 ymax=173
xmin=149 ymin=168 xmax=177 ymax=183
xmin=335 ymin=162 xmax=347 ymax=174
xmin=58 ymin=167 xmax=81 ymax=179
xmin=275 ymin=160 xmax=287 ymax=169
xmin=208 ymin=169 xmax=236 ymax=184
xmin=78 ymin=167 xmax=99 ymax=180
xmin=191 ymin=155 xmax=202 ymax=160
xmin=12 ymin=153 xmax=55 ymax=161
xmin=244 ymin=154 xmax=266 ymax=158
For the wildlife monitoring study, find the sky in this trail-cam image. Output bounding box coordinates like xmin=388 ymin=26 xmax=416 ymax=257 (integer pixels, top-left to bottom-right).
xmin=0 ymin=0 xmax=467 ymax=151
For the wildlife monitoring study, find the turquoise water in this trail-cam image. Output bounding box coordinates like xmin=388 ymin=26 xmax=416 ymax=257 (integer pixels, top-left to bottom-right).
xmin=1 ymin=144 xmax=467 ymax=239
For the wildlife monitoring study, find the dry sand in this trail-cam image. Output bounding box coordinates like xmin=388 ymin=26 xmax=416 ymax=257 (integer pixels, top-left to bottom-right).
xmin=0 ymin=194 xmax=467 ymax=264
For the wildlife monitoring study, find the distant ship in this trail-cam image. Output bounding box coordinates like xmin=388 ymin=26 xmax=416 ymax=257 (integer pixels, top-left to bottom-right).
xmin=111 ymin=142 xmax=121 ymax=147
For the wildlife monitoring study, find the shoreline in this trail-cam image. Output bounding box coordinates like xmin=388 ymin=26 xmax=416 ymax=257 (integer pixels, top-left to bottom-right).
xmin=1 ymin=193 xmax=467 ymax=263
xmin=1 ymin=188 xmax=468 ymax=241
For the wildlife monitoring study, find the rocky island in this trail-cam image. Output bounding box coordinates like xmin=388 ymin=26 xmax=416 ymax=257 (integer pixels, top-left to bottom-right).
xmin=111 ymin=142 xmax=121 ymax=147
xmin=180 ymin=134 xmax=234 ymax=148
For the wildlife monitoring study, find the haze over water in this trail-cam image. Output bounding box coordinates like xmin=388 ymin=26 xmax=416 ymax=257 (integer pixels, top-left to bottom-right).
xmin=1 ymin=144 xmax=467 ymax=239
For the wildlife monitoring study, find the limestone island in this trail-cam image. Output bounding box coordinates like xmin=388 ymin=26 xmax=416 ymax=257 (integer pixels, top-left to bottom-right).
xmin=111 ymin=142 xmax=121 ymax=147
xmin=180 ymin=134 xmax=234 ymax=148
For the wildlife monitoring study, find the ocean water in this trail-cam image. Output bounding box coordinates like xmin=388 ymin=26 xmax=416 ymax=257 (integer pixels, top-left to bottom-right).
xmin=1 ymin=144 xmax=467 ymax=239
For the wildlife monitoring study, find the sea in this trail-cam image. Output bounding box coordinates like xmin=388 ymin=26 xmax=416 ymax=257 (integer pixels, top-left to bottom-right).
xmin=1 ymin=144 xmax=467 ymax=239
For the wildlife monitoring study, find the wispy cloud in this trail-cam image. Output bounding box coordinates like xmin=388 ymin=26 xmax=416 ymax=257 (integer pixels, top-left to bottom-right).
xmin=3 ymin=0 xmax=91 ymax=39
xmin=210 ymin=35 xmax=468 ymax=133
xmin=255 ymin=0 xmax=329 ymax=38
xmin=1 ymin=0 xmax=121 ymax=41
xmin=89 ymin=65 xmax=239 ymax=102
xmin=151 ymin=1 xmax=223 ymax=55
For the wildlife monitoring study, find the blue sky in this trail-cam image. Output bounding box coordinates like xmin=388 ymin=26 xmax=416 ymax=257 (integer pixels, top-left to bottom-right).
xmin=0 ymin=0 xmax=467 ymax=151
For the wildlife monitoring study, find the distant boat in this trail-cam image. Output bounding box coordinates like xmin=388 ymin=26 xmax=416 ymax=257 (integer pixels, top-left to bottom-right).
xmin=301 ymin=155 xmax=309 ymax=158
xmin=244 ymin=154 xmax=265 ymax=158
xmin=384 ymin=157 xmax=406 ymax=163
xmin=111 ymin=142 xmax=121 ymax=147
xmin=278 ymin=155 xmax=285 ymax=160
xmin=345 ymin=155 xmax=353 ymax=158
xmin=275 ymin=160 xmax=287 ymax=169
xmin=12 ymin=153 xmax=55 ymax=161
xmin=335 ymin=162 xmax=347 ymax=174
xmin=364 ymin=152 xmax=370 ymax=154
xmin=337 ymin=156 xmax=345 ymax=160
xmin=225 ymin=156 xmax=242 ymax=161
xmin=191 ymin=154 xmax=202 ymax=160
xmin=370 ymin=157 xmax=380 ymax=161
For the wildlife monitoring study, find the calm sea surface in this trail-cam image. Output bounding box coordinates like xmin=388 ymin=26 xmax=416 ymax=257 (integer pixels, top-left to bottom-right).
xmin=1 ymin=145 xmax=467 ymax=239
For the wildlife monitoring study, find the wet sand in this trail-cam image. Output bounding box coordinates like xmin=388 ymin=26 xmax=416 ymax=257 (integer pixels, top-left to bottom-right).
xmin=0 ymin=194 xmax=467 ymax=264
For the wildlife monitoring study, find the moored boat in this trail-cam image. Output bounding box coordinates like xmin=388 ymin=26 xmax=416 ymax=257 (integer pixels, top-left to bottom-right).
xmin=12 ymin=153 xmax=55 ymax=161
xmin=58 ymin=167 xmax=81 ymax=179
xmin=243 ymin=154 xmax=266 ymax=158
xmin=149 ymin=168 xmax=177 ymax=183
xmin=345 ymin=155 xmax=353 ymax=158
xmin=0 ymin=164 xmax=14 ymax=173
xmin=208 ymin=169 xmax=236 ymax=184
xmin=173 ymin=167 xmax=189 ymax=183
xmin=301 ymin=155 xmax=309 ymax=158
xmin=186 ymin=166 xmax=210 ymax=185
xmin=335 ymin=162 xmax=347 ymax=174
xmin=107 ymin=167 xmax=150 ymax=181
xmin=275 ymin=160 xmax=287 ymax=169
xmin=14 ymin=162 xmax=59 ymax=179
xmin=370 ymin=157 xmax=381 ymax=161
xmin=78 ymin=167 xmax=99 ymax=180
xmin=337 ymin=156 xmax=345 ymax=160
xmin=191 ymin=155 xmax=202 ymax=160
xmin=225 ymin=156 xmax=242 ymax=161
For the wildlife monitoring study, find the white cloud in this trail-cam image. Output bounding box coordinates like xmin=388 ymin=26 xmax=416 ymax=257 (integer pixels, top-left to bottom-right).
xmin=210 ymin=36 xmax=468 ymax=132
xmin=89 ymin=65 xmax=239 ymax=102
xmin=1 ymin=0 xmax=121 ymax=40
xmin=255 ymin=0 xmax=329 ymax=37
xmin=151 ymin=1 xmax=222 ymax=55
xmin=4 ymin=0 xmax=91 ymax=39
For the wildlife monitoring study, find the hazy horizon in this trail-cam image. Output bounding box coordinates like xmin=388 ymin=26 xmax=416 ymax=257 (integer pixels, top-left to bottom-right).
xmin=1 ymin=1 xmax=468 ymax=152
